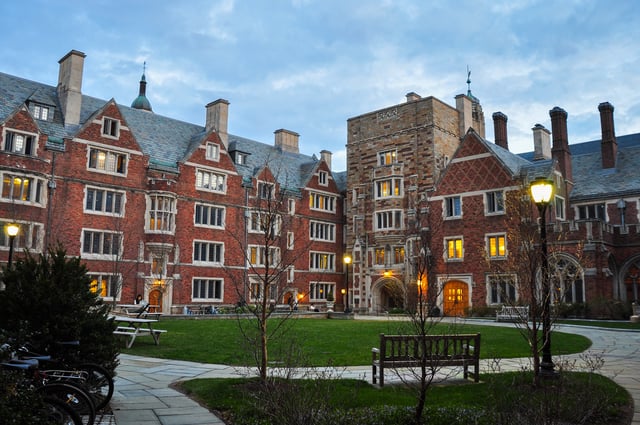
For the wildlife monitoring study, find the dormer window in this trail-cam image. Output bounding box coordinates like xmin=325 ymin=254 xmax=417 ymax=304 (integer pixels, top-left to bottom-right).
xmin=206 ymin=143 xmax=220 ymax=161
xmin=102 ymin=117 xmax=119 ymax=138
xmin=33 ymin=104 xmax=50 ymax=121
xmin=235 ymin=152 xmax=247 ymax=165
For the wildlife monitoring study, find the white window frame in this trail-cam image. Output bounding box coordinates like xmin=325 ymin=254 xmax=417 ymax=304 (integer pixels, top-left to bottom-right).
xmin=309 ymin=221 xmax=335 ymax=242
xmin=88 ymin=273 xmax=122 ymax=301
xmin=375 ymin=178 xmax=403 ymax=199
xmin=444 ymin=236 xmax=464 ymax=261
xmin=193 ymin=241 xmax=224 ymax=265
xmin=102 ymin=117 xmax=120 ymax=138
xmin=84 ymin=186 xmax=125 ymax=216
xmin=192 ymin=278 xmax=224 ymax=301
xmin=249 ymin=211 xmax=281 ymax=236
xmin=487 ymin=274 xmax=517 ymax=305
xmin=146 ymin=194 xmax=176 ymax=233
xmin=375 ymin=209 xmax=403 ymax=230
xmin=258 ymin=181 xmax=275 ymax=200
xmin=82 ymin=229 xmax=122 ymax=258
xmin=88 ymin=147 xmax=127 ymax=176
xmin=309 ymin=191 xmax=336 ymax=213
xmin=486 ymin=233 xmax=507 ymax=259
xmin=205 ymin=142 xmax=220 ymax=161
xmin=1 ymin=173 xmax=45 ymax=206
xmin=444 ymin=196 xmax=462 ymax=218
xmin=248 ymin=245 xmax=280 ymax=267
xmin=3 ymin=130 xmax=37 ymax=156
xmin=485 ymin=190 xmax=505 ymax=215
xmin=194 ymin=203 xmax=225 ymax=228
xmin=196 ymin=169 xmax=226 ymax=193
xmin=555 ymin=196 xmax=566 ymax=220
xmin=377 ymin=149 xmax=397 ymax=166
xmin=33 ymin=104 xmax=50 ymax=121
xmin=310 ymin=282 xmax=336 ymax=302
xmin=318 ymin=171 xmax=328 ymax=186
xmin=0 ymin=221 xmax=41 ymax=252
xmin=309 ymin=251 xmax=335 ymax=271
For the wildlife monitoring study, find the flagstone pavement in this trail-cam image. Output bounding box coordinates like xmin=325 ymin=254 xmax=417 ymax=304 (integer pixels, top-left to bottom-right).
xmin=102 ymin=317 xmax=640 ymax=425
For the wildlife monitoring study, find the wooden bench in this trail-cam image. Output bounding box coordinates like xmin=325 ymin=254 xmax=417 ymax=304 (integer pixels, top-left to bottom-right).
xmin=495 ymin=305 xmax=529 ymax=322
xmin=372 ymin=333 xmax=480 ymax=387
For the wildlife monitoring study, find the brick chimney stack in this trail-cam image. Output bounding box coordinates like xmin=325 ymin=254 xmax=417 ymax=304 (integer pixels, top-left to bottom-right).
xmin=598 ymin=102 xmax=617 ymax=169
xmin=550 ymin=107 xmax=572 ymax=182
xmin=492 ymin=112 xmax=508 ymax=150
xmin=57 ymin=50 xmax=86 ymax=126
xmin=205 ymin=99 xmax=230 ymax=148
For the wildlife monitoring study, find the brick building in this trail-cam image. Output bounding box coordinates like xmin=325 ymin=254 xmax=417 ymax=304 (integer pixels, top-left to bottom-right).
xmin=347 ymin=88 xmax=640 ymax=316
xmin=0 ymin=50 xmax=345 ymax=313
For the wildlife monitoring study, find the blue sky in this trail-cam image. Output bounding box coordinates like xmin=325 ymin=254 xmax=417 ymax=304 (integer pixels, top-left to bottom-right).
xmin=1 ymin=0 xmax=639 ymax=171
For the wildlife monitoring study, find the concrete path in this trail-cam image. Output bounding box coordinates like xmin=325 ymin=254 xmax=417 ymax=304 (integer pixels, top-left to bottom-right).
xmin=108 ymin=318 xmax=640 ymax=425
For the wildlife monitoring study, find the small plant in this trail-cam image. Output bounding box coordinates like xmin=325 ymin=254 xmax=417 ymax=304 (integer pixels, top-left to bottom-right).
xmin=325 ymin=291 xmax=334 ymax=302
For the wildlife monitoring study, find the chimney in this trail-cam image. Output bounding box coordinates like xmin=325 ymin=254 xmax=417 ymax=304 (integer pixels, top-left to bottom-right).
xmin=598 ymin=102 xmax=617 ymax=169
xmin=205 ymin=99 xmax=229 ymax=148
xmin=550 ymin=107 xmax=572 ymax=182
xmin=320 ymin=150 xmax=332 ymax=170
xmin=532 ymin=124 xmax=552 ymax=160
xmin=57 ymin=50 xmax=86 ymax=126
xmin=492 ymin=112 xmax=508 ymax=150
xmin=274 ymin=129 xmax=299 ymax=153
xmin=406 ymin=92 xmax=421 ymax=102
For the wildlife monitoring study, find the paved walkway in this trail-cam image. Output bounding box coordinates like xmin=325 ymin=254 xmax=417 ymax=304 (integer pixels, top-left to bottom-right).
xmin=108 ymin=318 xmax=640 ymax=425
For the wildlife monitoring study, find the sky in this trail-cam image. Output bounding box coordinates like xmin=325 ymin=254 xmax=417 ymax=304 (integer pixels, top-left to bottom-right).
xmin=1 ymin=0 xmax=639 ymax=172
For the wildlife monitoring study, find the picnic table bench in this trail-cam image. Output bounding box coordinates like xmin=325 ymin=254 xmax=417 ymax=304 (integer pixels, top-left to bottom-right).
xmin=111 ymin=315 xmax=167 ymax=349
xmin=495 ymin=305 xmax=529 ymax=322
xmin=372 ymin=333 xmax=480 ymax=387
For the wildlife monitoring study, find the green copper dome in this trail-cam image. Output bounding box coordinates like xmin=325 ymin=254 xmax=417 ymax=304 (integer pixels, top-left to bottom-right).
xmin=131 ymin=72 xmax=153 ymax=112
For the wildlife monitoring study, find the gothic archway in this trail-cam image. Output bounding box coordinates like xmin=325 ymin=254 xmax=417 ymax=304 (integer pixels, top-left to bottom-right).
xmin=371 ymin=277 xmax=405 ymax=313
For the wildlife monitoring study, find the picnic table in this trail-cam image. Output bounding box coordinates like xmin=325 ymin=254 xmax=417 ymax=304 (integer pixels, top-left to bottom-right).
xmin=111 ymin=315 xmax=167 ymax=349
xmin=115 ymin=304 xmax=162 ymax=319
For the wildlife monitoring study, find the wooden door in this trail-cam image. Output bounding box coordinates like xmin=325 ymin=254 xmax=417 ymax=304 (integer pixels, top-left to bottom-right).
xmin=443 ymin=281 xmax=468 ymax=316
xmin=149 ymin=289 xmax=163 ymax=312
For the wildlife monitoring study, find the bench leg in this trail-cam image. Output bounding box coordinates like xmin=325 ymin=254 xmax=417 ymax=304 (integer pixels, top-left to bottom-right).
xmin=372 ymin=364 xmax=377 ymax=385
xmin=125 ymin=334 xmax=136 ymax=349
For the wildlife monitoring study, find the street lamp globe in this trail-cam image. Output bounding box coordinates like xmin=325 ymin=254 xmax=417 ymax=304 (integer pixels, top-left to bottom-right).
xmin=5 ymin=222 xmax=19 ymax=268
xmin=530 ymin=178 xmax=554 ymax=205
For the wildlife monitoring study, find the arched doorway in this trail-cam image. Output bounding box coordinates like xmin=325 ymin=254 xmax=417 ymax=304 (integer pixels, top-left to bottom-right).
xmin=371 ymin=277 xmax=405 ymax=313
xmin=149 ymin=289 xmax=163 ymax=313
xmin=443 ymin=281 xmax=468 ymax=316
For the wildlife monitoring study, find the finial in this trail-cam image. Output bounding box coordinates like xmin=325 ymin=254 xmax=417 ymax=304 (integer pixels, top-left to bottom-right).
xmin=466 ymin=65 xmax=472 ymax=96
xmin=143 ymin=61 xmax=147 ymax=75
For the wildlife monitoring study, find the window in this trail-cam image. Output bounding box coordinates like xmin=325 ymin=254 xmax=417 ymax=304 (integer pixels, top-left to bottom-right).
xmin=394 ymin=247 xmax=405 ymax=264
xmin=147 ymin=194 xmax=176 ymax=232
xmin=4 ymin=131 xmax=36 ymax=155
xmin=309 ymin=192 xmax=336 ymax=212
xmin=102 ymin=117 xmax=119 ymax=138
xmin=445 ymin=196 xmax=462 ymax=218
xmin=88 ymin=148 xmax=127 ymax=175
xmin=193 ymin=241 xmax=223 ymax=264
xmin=378 ymin=150 xmax=397 ymax=165
xmin=555 ymin=196 xmax=565 ymax=220
xmin=287 ymin=231 xmax=294 ymax=249
xmin=82 ymin=230 xmax=121 ymax=256
xmin=310 ymin=282 xmax=336 ymax=301
xmin=33 ymin=104 xmax=49 ymax=121
xmin=374 ymin=248 xmax=385 ymax=265
xmin=309 ymin=221 xmax=335 ymax=242
xmin=577 ymin=203 xmax=606 ymax=221
xmin=287 ymin=266 xmax=294 ymax=283
xmin=375 ymin=210 xmax=403 ymax=230
xmin=205 ymin=143 xmax=220 ymax=161
xmin=0 ymin=221 xmax=40 ymax=252
xmin=487 ymin=274 xmax=517 ymax=304
xmin=151 ymin=255 xmax=166 ymax=278
xmin=196 ymin=170 xmax=226 ymax=192
xmin=318 ymin=171 xmax=328 ymax=186
xmin=85 ymin=187 xmax=124 ymax=216
xmin=487 ymin=234 xmax=506 ymax=258
xmin=89 ymin=273 xmax=121 ymax=299
xmin=445 ymin=237 xmax=463 ymax=260
xmin=192 ymin=278 xmax=223 ymax=301
xmin=195 ymin=204 xmax=225 ymax=228
xmin=249 ymin=211 xmax=280 ymax=237
xmin=549 ymin=257 xmax=585 ymax=304
xmin=486 ymin=191 xmax=504 ymax=214
xmin=309 ymin=252 xmax=335 ymax=271
xmin=249 ymin=246 xmax=279 ymax=266
xmin=288 ymin=198 xmax=295 ymax=215
xmin=375 ymin=178 xmax=403 ymax=198
xmin=258 ymin=182 xmax=274 ymax=200
xmin=235 ymin=152 xmax=247 ymax=165
xmin=1 ymin=174 xmax=44 ymax=205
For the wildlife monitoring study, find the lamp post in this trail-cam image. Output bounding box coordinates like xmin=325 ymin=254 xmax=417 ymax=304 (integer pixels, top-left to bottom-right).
xmin=530 ymin=177 xmax=555 ymax=377
xmin=5 ymin=223 xmax=19 ymax=268
xmin=343 ymin=255 xmax=352 ymax=313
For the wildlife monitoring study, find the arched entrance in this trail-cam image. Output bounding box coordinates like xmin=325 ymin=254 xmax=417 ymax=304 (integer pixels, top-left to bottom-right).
xmin=443 ymin=281 xmax=468 ymax=316
xmin=149 ymin=289 xmax=163 ymax=313
xmin=372 ymin=277 xmax=405 ymax=313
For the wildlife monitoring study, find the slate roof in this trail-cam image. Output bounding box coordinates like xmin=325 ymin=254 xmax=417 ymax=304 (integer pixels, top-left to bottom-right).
xmin=0 ymin=71 xmax=342 ymax=194
xmin=517 ymin=133 xmax=640 ymax=202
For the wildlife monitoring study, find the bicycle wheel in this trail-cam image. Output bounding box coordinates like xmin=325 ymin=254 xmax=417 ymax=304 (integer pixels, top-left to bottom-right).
xmin=76 ymin=363 xmax=114 ymax=411
xmin=38 ymin=382 xmax=96 ymax=425
xmin=42 ymin=396 xmax=83 ymax=425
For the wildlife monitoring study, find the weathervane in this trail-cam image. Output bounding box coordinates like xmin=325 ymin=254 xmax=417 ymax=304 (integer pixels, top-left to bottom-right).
xmin=466 ymin=65 xmax=472 ymax=97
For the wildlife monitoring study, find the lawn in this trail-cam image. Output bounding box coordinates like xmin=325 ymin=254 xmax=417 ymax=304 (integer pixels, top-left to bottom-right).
xmin=122 ymin=317 xmax=591 ymax=366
